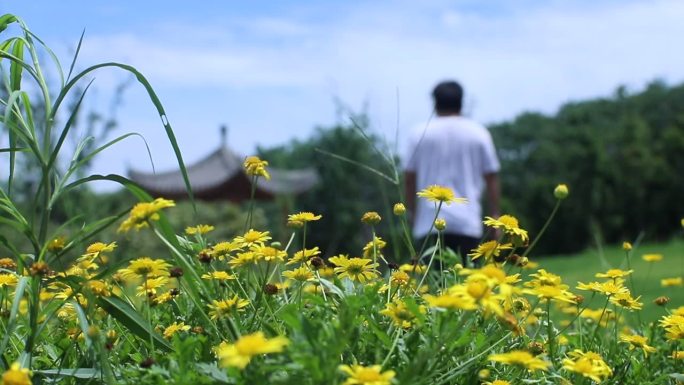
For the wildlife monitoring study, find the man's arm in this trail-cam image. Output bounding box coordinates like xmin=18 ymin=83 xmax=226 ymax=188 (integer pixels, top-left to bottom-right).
xmin=484 ymin=172 xmax=500 ymax=219
xmin=404 ymin=171 xmax=417 ymax=227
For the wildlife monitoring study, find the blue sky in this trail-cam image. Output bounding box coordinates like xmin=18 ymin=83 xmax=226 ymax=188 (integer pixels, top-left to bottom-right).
xmin=2 ymin=1 xmax=684 ymax=190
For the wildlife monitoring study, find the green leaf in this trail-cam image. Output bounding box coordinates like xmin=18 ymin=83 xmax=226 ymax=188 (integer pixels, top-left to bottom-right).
xmin=96 ymin=296 xmax=172 ymax=352
xmin=196 ymin=363 xmax=232 ymax=384
xmin=0 ymin=14 xmax=17 ymax=34
xmin=9 ymin=38 xmax=24 ymax=91
xmin=35 ymin=368 xmax=101 ymax=379
xmin=51 ymin=62 xmax=195 ymax=206
xmin=0 ymin=276 xmax=29 ymax=370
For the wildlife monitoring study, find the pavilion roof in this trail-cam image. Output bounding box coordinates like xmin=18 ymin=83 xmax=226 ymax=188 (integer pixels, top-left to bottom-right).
xmin=128 ymin=146 xmax=318 ymax=199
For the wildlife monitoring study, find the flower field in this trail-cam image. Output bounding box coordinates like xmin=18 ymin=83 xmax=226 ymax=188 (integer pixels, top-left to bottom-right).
xmin=1 ymin=14 xmax=684 ymax=385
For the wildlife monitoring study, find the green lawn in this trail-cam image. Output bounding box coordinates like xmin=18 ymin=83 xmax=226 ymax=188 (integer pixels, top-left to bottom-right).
xmin=531 ymin=238 xmax=684 ymax=323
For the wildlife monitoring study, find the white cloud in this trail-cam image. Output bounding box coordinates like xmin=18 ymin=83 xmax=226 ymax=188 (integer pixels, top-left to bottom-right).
xmin=43 ymin=0 xmax=684 ymax=187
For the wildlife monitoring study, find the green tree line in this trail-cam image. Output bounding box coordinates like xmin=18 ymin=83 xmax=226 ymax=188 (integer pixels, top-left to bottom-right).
xmin=490 ymin=80 xmax=684 ymax=254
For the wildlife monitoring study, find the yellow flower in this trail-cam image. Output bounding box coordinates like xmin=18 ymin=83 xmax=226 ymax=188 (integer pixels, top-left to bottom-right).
xmin=622 ymin=242 xmax=632 ymax=251
xmin=488 ymin=350 xmax=550 ymax=372
xmin=390 ymin=271 xmax=411 ymax=287
xmin=1 ymin=362 xmax=31 ymax=385
xmin=393 ymin=203 xmax=406 ymax=216
xmin=380 ymin=299 xmax=425 ymax=328
xmin=118 ymin=257 xmax=170 ymax=280
xmin=661 ymin=277 xmax=683 ymax=287
xmin=659 ymin=314 xmax=684 ymax=341
xmin=201 ymin=271 xmax=236 ymax=281
xmin=417 ymin=185 xmax=467 ymax=205
xmin=85 ymin=241 xmax=117 ymax=256
xmin=118 ymin=198 xmax=175 ymax=232
xmin=361 ymin=211 xmax=382 ymax=225
xmin=524 ymin=285 xmax=576 ymax=304
xmin=0 ymin=273 xmax=18 ymax=288
xmin=333 ymin=257 xmax=379 ymax=282
xmin=339 ymin=364 xmax=395 ymax=385
xmin=619 ymin=334 xmax=656 ymax=356
xmin=400 ymin=263 xmax=427 ymax=274
xmin=610 ymin=290 xmax=643 ymax=310
xmin=86 ymin=280 xmax=111 ymax=297
xmin=672 ymin=351 xmax=684 ymax=360
xmin=287 ymin=247 xmax=321 ymax=265
xmin=163 ymin=322 xmax=190 ymax=339
xmin=216 ymin=332 xmax=288 ymax=369
xmin=47 ymin=236 xmax=67 ymax=252
xmin=282 ymin=266 xmax=314 ymax=282
xmin=468 ymin=241 xmax=513 ymax=262
xmin=234 ymin=229 xmax=271 ymax=248
xmin=185 ymin=224 xmax=215 ymax=235
xmin=642 ymin=253 xmax=663 ymax=262
xmin=208 ymin=296 xmax=250 ymax=320
xmin=527 ymin=269 xmax=563 ymax=288
xmin=423 ymin=292 xmax=477 ymax=311
xmin=252 ymin=245 xmax=287 ymax=262
xmin=562 ymin=350 xmax=612 ymax=383
xmin=483 ymin=215 xmax=529 ymax=242
xmin=362 ymin=237 xmax=386 ymax=259
xmin=211 ymin=241 xmax=242 ymax=260
xmin=484 ymin=381 xmax=511 ymax=385
xmin=136 ymin=276 xmax=170 ymax=297
xmin=243 ymin=156 xmax=270 ymax=180
xmin=287 ymin=212 xmax=322 ymax=227
xmin=595 ymin=269 xmax=632 ymax=279
xmin=228 ymin=251 xmax=258 ymax=268
xmin=576 ymin=281 xmax=627 ymax=297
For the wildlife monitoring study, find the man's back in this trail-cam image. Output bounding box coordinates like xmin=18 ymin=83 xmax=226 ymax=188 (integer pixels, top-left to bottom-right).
xmin=405 ymin=116 xmax=499 ymax=239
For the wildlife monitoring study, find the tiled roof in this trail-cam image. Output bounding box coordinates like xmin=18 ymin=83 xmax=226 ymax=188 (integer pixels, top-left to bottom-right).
xmin=128 ymin=146 xmax=318 ymax=196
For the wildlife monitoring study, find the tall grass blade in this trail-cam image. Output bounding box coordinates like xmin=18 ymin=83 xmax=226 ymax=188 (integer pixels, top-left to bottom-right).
xmin=0 ymin=276 xmax=29 ymax=369
xmin=51 ymin=62 xmax=195 ymax=205
xmin=96 ymin=296 xmax=172 ymax=352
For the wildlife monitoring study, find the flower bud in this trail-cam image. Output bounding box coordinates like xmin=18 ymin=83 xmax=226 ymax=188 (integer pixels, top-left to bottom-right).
xmin=361 ymin=211 xmax=382 ymax=225
xmin=622 ymin=242 xmax=632 ymax=251
xmin=29 ymin=262 xmax=51 ymax=277
xmin=87 ymin=326 xmax=100 ymax=339
xmin=264 ymin=283 xmax=279 ymax=295
xmin=140 ymin=357 xmax=155 ymax=368
xmin=169 ymin=267 xmax=184 ymax=278
xmin=553 ymin=184 xmax=569 ymax=200
xmin=197 ymin=250 xmax=213 ymax=264
xmin=434 ymin=218 xmax=447 ymax=231
xmin=393 ymin=203 xmax=406 ymax=216
xmin=310 ymin=256 xmax=325 ymax=269
xmin=0 ymin=258 xmax=16 ymax=270
xmin=528 ymin=341 xmax=545 ymax=355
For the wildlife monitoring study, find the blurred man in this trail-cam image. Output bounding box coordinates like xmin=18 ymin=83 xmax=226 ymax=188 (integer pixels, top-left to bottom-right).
xmin=404 ymin=80 xmax=500 ymax=265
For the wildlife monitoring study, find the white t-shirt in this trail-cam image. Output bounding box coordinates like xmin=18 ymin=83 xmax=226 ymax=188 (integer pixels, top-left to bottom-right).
xmin=404 ymin=116 xmax=500 ymax=238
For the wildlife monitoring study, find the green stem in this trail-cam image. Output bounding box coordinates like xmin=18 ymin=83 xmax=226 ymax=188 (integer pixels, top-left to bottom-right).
xmin=380 ymin=328 xmax=401 ymax=368
xmin=521 ymin=199 xmax=562 ymax=259
xmin=414 ymin=201 xmax=443 ymax=273
xmin=546 ymin=299 xmax=554 ymax=360
xmin=244 ymin=175 xmax=258 ymax=232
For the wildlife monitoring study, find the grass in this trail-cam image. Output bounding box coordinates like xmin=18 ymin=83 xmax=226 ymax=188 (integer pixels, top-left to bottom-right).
xmin=536 ymin=238 xmax=684 ymax=323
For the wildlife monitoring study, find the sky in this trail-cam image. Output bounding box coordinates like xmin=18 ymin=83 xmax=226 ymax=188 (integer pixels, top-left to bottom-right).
xmin=2 ymin=0 xmax=684 ymax=190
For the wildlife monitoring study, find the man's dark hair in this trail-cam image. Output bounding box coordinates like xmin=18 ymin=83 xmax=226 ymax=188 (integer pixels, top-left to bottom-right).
xmin=432 ymin=80 xmax=463 ymax=114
